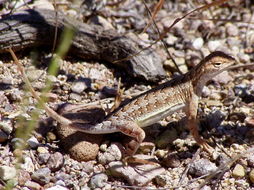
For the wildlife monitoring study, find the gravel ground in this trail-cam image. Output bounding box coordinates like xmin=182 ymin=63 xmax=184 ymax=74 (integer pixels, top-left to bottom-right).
xmin=0 ymin=0 xmax=254 ymax=189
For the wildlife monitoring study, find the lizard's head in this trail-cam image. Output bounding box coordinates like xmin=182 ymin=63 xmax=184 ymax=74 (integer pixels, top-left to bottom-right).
xmin=201 ymin=51 xmax=235 ymax=77
xmin=191 ymin=51 xmax=236 ymax=92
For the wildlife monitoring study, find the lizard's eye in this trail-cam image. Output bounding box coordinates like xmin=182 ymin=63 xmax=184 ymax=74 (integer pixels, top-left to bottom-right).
xmin=213 ymin=62 xmax=222 ymax=67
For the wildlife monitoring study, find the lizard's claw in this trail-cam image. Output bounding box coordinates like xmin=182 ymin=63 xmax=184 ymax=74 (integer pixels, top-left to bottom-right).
xmin=200 ymin=141 xmax=215 ymax=155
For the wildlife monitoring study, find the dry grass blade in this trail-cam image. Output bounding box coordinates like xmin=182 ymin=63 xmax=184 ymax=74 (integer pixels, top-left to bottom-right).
xmin=142 ymin=0 xmax=164 ymax=33
xmin=113 ymin=0 xmax=230 ymax=64
xmin=8 ymin=48 xmax=72 ymax=126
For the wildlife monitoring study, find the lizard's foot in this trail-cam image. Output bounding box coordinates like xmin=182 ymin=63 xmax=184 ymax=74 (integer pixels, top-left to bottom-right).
xmin=200 ymin=141 xmax=215 ymax=155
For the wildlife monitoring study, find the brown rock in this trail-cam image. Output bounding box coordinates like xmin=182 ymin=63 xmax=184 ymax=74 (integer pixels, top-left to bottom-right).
xmin=56 ymin=104 xmax=105 ymax=161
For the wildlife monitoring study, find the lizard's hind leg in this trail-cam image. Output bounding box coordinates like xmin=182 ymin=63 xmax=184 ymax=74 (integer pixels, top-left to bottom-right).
xmin=117 ymin=121 xmax=145 ymax=156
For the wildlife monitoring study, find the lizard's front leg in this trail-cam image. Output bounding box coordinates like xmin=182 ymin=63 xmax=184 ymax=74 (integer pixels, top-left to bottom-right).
xmin=186 ymin=94 xmax=214 ymax=154
xmin=117 ymin=121 xmax=145 ymax=156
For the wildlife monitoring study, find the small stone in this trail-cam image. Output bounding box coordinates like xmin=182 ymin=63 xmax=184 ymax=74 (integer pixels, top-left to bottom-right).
xmin=31 ymin=168 xmax=51 ymax=185
xmin=97 ymin=143 xmax=122 ymax=165
xmin=69 ymin=93 xmax=82 ymax=101
xmin=192 ymin=37 xmax=204 ymax=50
xmin=18 ymin=170 xmax=31 ymax=186
xmin=71 ymin=80 xmax=89 ymax=94
xmin=249 ymin=169 xmax=254 ymax=183
xmin=208 ymin=40 xmax=221 ymax=52
xmin=37 ymin=146 xmax=48 ymax=154
xmin=166 ymin=34 xmax=178 ymax=45
xmin=38 ymin=153 xmax=50 ymax=165
xmin=232 ymin=164 xmax=245 ymax=178
xmin=47 ymin=75 xmax=57 ymax=83
xmin=26 ymin=68 xmax=44 ymax=81
xmin=212 ymin=71 xmax=233 ymax=84
xmin=46 ymin=185 xmax=68 ymax=190
xmin=0 ymin=166 xmax=17 ymax=181
xmin=47 ymin=152 xmax=64 ymax=172
xmin=46 ymin=132 xmax=57 ymax=142
xmin=154 ymin=174 xmax=169 ymax=187
xmin=0 ymin=130 xmax=8 ymax=143
xmin=155 ymin=128 xmax=178 ymax=148
xmin=24 ymin=180 xmax=41 ymax=190
xmin=226 ymin=23 xmax=239 ymax=36
xmin=246 ymin=117 xmax=254 ymax=128
xmin=201 ymin=185 xmax=212 ymax=190
xmin=189 ymin=159 xmax=217 ymax=177
xmin=0 ymin=120 xmax=13 ymax=135
xmin=89 ymin=173 xmax=108 ymax=188
xmin=99 ymin=143 xmax=108 ymax=152
xmin=238 ymin=52 xmax=250 ymax=63
xmin=101 ymin=86 xmax=117 ymax=97
xmin=109 ymin=155 xmax=165 ymax=186
xmin=21 ymin=157 xmax=35 ymax=173
xmin=162 ymin=153 xmax=181 ymax=168
xmin=139 ymin=142 xmax=155 ymax=154
xmin=154 ymin=149 xmax=168 ymax=158
xmin=27 ymin=136 xmax=40 ymax=149
xmin=55 ymin=180 xmax=65 ymax=186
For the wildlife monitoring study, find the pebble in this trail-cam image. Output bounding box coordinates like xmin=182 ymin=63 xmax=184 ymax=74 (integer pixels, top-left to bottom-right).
xmin=162 ymin=153 xmax=181 ymax=168
xmin=166 ymin=34 xmax=178 ymax=45
xmin=38 ymin=153 xmax=51 ymax=165
xmin=155 ymin=128 xmax=178 ymax=148
xmin=69 ymin=93 xmax=82 ymax=101
xmin=27 ymin=136 xmax=40 ymax=149
xmin=46 ymin=132 xmax=57 ymax=142
xmin=24 ymin=180 xmax=41 ymax=190
xmin=109 ymin=155 xmax=165 ymax=186
xmin=192 ymin=37 xmax=204 ymax=50
xmin=249 ymin=169 xmax=254 ymax=183
xmin=46 ymin=185 xmax=68 ymax=190
xmin=47 ymin=152 xmax=64 ymax=172
xmin=139 ymin=142 xmax=155 ymax=154
xmin=71 ymin=80 xmax=89 ymax=94
xmin=226 ymin=23 xmax=239 ymax=36
xmin=26 ymin=68 xmax=44 ymax=81
xmin=18 ymin=170 xmax=31 ymax=186
xmin=37 ymin=146 xmax=49 ymax=154
xmin=245 ymin=116 xmax=254 ymax=127
xmin=0 ymin=120 xmax=13 ymax=135
xmin=238 ymin=52 xmax=250 ymax=63
xmin=154 ymin=174 xmax=169 ymax=187
xmin=154 ymin=149 xmax=168 ymax=158
xmin=212 ymin=71 xmax=233 ymax=84
xmin=89 ymin=173 xmax=108 ymax=188
xmin=189 ymin=159 xmax=217 ymax=177
xmin=31 ymin=167 xmax=51 ymax=185
xmin=55 ymin=180 xmax=66 ymax=186
xmin=101 ymin=86 xmax=117 ymax=97
xmin=232 ymin=164 xmax=245 ymax=178
xmin=97 ymin=143 xmax=122 ymax=165
xmin=207 ymin=40 xmax=221 ymax=52
xmin=0 ymin=130 xmax=8 ymax=143
xmin=0 ymin=166 xmax=17 ymax=181
xmin=21 ymin=157 xmax=35 ymax=173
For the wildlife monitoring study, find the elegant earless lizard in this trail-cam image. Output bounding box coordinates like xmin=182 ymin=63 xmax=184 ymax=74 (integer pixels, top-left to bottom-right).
xmin=10 ymin=49 xmax=235 ymax=156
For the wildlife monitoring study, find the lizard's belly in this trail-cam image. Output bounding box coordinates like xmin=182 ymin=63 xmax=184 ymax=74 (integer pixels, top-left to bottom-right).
xmin=135 ymin=103 xmax=185 ymax=128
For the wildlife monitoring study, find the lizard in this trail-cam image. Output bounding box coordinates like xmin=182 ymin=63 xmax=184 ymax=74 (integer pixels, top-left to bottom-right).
xmin=10 ymin=49 xmax=235 ymax=156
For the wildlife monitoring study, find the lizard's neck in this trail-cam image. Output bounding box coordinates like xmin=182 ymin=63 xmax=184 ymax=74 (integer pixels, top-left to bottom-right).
xmin=183 ymin=62 xmax=212 ymax=97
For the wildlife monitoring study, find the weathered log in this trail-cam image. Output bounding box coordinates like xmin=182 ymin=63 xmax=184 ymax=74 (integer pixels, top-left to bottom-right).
xmin=0 ymin=9 xmax=166 ymax=82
